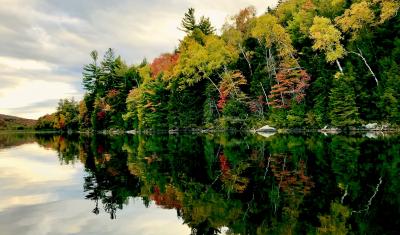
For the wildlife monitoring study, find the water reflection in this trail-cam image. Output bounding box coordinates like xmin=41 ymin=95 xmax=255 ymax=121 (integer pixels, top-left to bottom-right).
xmin=0 ymin=132 xmax=399 ymax=234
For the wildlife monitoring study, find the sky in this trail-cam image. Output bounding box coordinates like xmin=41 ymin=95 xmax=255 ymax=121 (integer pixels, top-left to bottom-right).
xmin=0 ymin=0 xmax=278 ymax=119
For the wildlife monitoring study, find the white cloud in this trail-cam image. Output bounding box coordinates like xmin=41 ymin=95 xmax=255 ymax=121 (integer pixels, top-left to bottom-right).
xmin=0 ymin=79 xmax=80 ymax=118
xmin=0 ymin=56 xmax=54 ymax=71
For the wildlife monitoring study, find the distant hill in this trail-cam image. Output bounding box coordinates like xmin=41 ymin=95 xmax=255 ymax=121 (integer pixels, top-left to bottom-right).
xmin=0 ymin=114 xmax=37 ymax=130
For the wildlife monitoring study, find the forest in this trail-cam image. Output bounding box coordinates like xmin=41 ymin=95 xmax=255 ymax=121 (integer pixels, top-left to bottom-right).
xmin=35 ymin=0 xmax=400 ymax=131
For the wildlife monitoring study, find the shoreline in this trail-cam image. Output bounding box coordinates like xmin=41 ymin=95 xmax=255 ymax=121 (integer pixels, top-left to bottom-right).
xmin=3 ymin=127 xmax=399 ymax=136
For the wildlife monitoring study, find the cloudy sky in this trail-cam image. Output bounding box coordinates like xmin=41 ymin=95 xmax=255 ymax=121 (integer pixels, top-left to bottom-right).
xmin=0 ymin=0 xmax=277 ymax=119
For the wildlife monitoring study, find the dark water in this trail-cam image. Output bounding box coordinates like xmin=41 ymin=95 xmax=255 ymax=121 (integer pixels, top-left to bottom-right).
xmin=0 ymin=132 xmax=399 ymax=235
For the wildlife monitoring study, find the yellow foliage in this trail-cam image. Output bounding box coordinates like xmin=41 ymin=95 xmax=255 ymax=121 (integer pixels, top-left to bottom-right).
xmin=138 ymin=65 xmax=152 ymax=82
xmin=251 ymin=14 xmax=296 ymax=60
xmin=335 ymin=1 xmax=375 ymax=39
xmin=317 ymin=202 xmax=351 ymax=235
xmin=174 ymin=35 xmax=238 ymax=87
xmin=275 ymin=0 xmax=306 ymax=23
xmin=375 ymin=0 xmax=400 ymax=24
xmin=310 ymin=16 xmax=345 ymax=63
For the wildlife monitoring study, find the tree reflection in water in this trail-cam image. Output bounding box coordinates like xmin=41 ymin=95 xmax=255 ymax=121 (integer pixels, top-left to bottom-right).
xmin=24 ymin=132 xmax=400 ymax=234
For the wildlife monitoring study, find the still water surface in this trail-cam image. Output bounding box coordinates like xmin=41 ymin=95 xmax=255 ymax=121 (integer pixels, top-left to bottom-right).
xmin=0 ymin=132 xmax=399 ymax=234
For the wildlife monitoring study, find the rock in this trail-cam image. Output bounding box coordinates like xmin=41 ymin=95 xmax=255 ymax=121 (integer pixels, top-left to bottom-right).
xmin=257 ymin=132 xmax=276 ymax=138
xmin=381 ymin=124 xmax=389 ymax=130
xmin=365 ymin=132 xmax=378 ymax=139
xmin=319 ymin=128 xmax=340 ymax=134
xmin=364 ymin=123 xmax=378 ymax=130
xmin=256 ymin=125 xmax=276 ymax=132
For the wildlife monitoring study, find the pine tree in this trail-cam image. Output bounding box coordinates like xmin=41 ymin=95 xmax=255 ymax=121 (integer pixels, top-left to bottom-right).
xmin=180 ymin=8 xmax=196 ymax=33
xmin=329 ymin=75 xmax=360 ymax=128
xmin=198 ymin=16 xmax=215 ymax=35
xmin=82 ymin=50 xmax=101 ymax=95
xmin=180 ymin=8 xmax=215 ymax=35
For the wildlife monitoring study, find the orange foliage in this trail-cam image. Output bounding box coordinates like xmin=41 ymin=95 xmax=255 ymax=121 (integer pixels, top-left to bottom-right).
xmin=270 ymin=154 xmax=314 ymax=195
xmin=268 ymin=69 xmax=310 ymax=109
xmin=217 ymin=87 xmax=229 ymax=110
xmin=219 ymin=153 xmax=231 ymax=174
xmin=150 ymin=186 xmax=182 ymax=209
xmin=232 ymin=6 xmax=256 ymax=33
xmin=106 ymin=89 xmax=119 ymax=98
xmin=150 ymin=53 xmax=179 ymax=79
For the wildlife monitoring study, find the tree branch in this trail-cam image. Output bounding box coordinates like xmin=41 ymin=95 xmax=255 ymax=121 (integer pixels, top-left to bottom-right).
xmin=349 ymin=48 xmax=379 ymax=86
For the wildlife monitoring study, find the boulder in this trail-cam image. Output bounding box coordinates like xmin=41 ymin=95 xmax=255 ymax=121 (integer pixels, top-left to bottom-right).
xmin=256 ymin=125 xmax=276 ymax=132
xmin=364 ymin=123 xmax=378 ymax=130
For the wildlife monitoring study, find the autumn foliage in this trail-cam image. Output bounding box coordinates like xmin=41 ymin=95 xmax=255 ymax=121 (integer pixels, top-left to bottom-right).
xmin=268 ymin=69 xmax=310 ymax=109
xmin=150 ymin=53 xmax=179 ymax=79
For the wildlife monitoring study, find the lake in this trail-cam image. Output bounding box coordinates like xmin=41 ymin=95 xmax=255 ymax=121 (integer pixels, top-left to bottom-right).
xmin=0 ymin=132 xmax=399 ymax=234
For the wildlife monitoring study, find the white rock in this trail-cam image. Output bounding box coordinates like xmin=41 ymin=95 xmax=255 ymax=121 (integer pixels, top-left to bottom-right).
xmin=364 ymin=123 xmax=378 ymax=129
xmin=365 ymin=132 xmax=378 ymax=139
xmin=256 ymin=125 xmax=276 ymax=132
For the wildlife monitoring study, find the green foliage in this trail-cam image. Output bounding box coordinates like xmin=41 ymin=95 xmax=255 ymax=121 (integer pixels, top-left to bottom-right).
xmin=378 ymin=62 xmax=400 ymax=123
xmin=329 ymin=75 xmax=360 ymax=127
xmin=82 ymin=50 xmax=101 ymax=94
xmin=180 ymin=8 xmax=215 ymax=35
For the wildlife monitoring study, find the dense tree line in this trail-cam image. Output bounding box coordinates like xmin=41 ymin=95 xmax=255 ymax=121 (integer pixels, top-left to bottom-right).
xmin=36 ymin=0 xmax=400 ymax=131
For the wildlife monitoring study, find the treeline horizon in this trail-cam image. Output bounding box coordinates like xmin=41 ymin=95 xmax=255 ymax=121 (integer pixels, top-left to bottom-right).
xmin=36 ymin=0 xmax=400 ymax=131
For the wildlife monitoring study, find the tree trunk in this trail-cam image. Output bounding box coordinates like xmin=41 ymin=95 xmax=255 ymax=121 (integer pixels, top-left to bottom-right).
xmin=260 ymin=82 xmax=270 ymax=109
xmin=239 ymin=43 xmax=253 ymax=76
xmin=206 ymin=76 xmax=222 ymax=96
xmin=350 ymin=49 xmax=379 ymax=86
xmin=336 ymin=60 xmax=344 ymax=74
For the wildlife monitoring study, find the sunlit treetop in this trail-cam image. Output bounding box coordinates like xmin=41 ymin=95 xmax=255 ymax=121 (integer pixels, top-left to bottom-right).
xmin=310 ymin=16 xmax=345 ymax=63
xmin=375 ymin=0 xmax=400 ymax=24
xmin=287 ymin=0 xmax=317 ymax=36
xmin=150 ymin=53 xmax=180 ymax=80
xmin=174 ymin=35 xmax=238 ymax=87
xmin=335 ymin=1 xmax=375 ymax=40
xmin=251 ymin=14 xmax=296 ymax=64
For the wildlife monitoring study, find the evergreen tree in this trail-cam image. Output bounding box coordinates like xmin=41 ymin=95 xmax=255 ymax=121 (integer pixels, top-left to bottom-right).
xmin=180 ymin=8 xmax=196 ymax=33
xmin=198 ymin=16 xmax=215 ymax=35
xmin=180 ymin=8 xmax=215 ymax=35
xmin=328 ymin=75 xmax=360 ymax=128
xmin=82 ymin=50 xmax=101 ymax=95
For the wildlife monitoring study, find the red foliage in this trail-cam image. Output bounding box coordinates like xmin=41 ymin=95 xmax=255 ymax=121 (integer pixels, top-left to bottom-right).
xmin=150 ymin=186 xmax=182 ymax=209
xmin=97 ymin=145 xmax=104 ymax=154
xmin=219 ymin=154 xmax=230 ymax=174
xmin=269 ymin=155 xmax=315 ymax=195
xmin=268 ymin=69 xmax=311 ymax=109
xmin=217 ymin=88 xmax=229 ymax=110
xmin=97 ymin=111 xmax=106 ymax=120
xmin=150 ymin=53 xmax=179 ymax=79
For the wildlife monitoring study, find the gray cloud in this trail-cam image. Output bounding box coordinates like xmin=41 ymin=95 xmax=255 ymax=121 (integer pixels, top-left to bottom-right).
xmin=5 ymin=99 xmax=60 ymax=114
